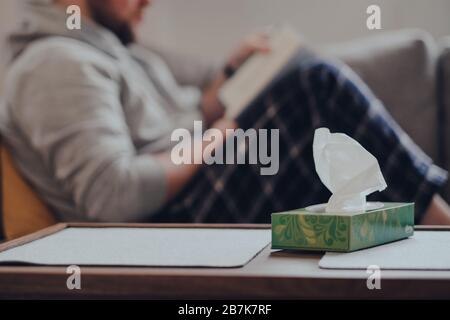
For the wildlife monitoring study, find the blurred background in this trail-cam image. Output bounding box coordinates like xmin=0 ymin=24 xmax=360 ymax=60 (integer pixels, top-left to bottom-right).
xmin=138 ymin=0 xmax=450 ymax=59
xmin=0 ymin=0 xmax=449 ymax=194
xmin=1 ymin=0 xmax=450 ymax=63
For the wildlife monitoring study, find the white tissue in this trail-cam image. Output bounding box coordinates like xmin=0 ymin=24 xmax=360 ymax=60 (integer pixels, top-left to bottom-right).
xmin=312 ymin=128 xmax=387 ymax=213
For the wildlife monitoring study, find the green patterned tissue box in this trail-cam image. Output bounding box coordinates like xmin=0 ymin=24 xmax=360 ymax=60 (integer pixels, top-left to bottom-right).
xmin=271 ymin=202 xmax=414 ymax=252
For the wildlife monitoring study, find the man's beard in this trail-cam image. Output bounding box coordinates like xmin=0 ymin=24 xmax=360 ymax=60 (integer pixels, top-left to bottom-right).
xmin=86 ymin=0 xmax=135 ymax=46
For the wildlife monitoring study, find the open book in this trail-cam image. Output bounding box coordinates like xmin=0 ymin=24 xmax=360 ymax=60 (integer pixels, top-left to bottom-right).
xmin=219 ymin=26 xmax=302 ymax=119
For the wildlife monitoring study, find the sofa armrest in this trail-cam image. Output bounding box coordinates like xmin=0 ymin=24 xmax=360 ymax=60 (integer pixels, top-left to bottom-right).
xmin=438 ymin=37 xmax=450 ymax=170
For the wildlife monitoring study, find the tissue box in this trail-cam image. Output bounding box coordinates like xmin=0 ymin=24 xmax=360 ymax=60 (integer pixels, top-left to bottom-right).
xmin=271 ymin=202 xmax=414 ymax=252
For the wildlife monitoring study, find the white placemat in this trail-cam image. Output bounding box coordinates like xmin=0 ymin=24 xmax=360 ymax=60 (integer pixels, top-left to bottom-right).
xmin=0 ymin=227 xmax=271 ymax=268
xmin=319 ymin=231 xmax=450 ymax=270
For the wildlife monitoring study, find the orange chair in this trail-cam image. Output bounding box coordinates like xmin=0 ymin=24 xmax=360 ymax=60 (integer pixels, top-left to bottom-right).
xmin=0 ymin=142 xmax=56 ymax=241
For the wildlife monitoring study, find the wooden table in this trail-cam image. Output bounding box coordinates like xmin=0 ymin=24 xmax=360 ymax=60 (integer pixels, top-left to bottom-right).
xmin=0 ymin=223 xmax=449 ymax=299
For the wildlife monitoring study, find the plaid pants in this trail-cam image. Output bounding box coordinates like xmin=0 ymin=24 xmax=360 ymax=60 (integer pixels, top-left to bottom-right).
xmin=156 ymin=54 xmax=448 ymax=224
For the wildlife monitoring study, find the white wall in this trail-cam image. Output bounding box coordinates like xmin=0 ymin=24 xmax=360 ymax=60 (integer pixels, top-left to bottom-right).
xmin=1 ymin=0 xmax=450 ymax=84
xmin=0 ymin=0 xmax=21 ymax=91
xmin=139 ymin=0 xmax=450 ymax=60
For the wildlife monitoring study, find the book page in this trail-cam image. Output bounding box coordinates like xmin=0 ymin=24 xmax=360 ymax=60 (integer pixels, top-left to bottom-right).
xmin=219 ymin=26 xmax=302 ymax=119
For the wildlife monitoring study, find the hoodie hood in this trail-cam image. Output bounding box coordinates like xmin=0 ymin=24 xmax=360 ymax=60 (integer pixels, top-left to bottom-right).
xmin=8 ymin=0 xmax=125 ymax=62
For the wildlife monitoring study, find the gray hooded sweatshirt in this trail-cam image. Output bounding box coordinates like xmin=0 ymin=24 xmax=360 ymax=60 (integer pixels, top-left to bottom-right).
xmin=0 ymin=0 xmax=215 ymax=222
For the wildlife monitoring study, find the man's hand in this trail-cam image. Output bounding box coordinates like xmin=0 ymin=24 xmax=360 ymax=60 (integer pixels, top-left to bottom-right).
xmin=201 ymin=33 xmax=271 ymax=126
xmin=226 ymin=32 xmax=271 ymax=71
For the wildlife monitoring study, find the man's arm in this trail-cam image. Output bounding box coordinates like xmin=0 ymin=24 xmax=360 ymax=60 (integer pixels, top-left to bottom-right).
xmin=15 ymin=46 xmax=238 ymax=221
xmin=13 ymin=48 xmax=173 ymax=222
xmin=155 ymin=118 xmax=238 ymax=201
xmin=167 ymin=32 xmax=272 ymax=194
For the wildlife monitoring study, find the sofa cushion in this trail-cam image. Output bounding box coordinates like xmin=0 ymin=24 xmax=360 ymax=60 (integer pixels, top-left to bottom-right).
xmin=325 ymin=29 xmax=439 ymax=164
xmin=437 ymin=37 xmax=450 ymax=198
